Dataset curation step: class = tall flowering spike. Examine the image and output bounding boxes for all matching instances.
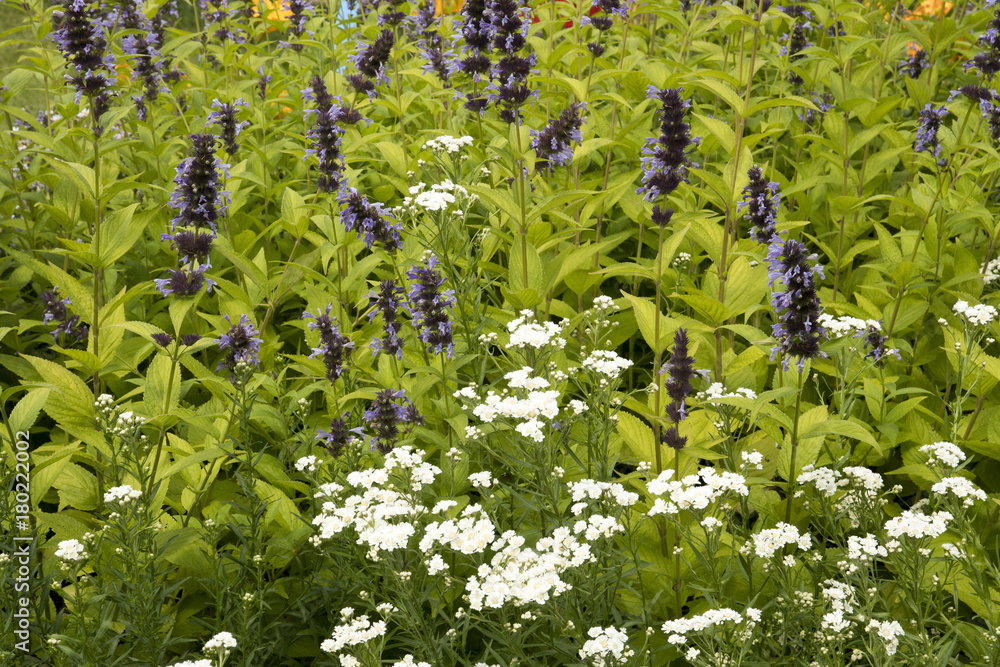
[117,1,165,120]
[484,0,536,123]
[582,0,628,55]
[315,412,363,457]
[857,321,900,369]
[303,305,355,381]
[41,287,89,344]
[451,0,493,111]
[530,102,587,171]
[364,389,421,453]
[661,328,699,450]
[738,166,781,244]
[348,29,395,98]
[216,314,262,377]
[201,0,243,43]
[899,49,929,79]
[339,188,403,251]
[169,134,228,232]
[966,0,1000,78]
[161,229,215,263]
[303,80,347,192]
[915,104,949,166]
[638,88,697,226]
[283,0,315,50]
[783,22,810,86]
[766,238,827,370]
[406,256,456,357]
[416,0,453,85]
[208,99,250,156]
[798,91,833,127]
[303,75,334,117]
[51,0,116,134]
[377,0,408,27]
[154,263,217,297]
[368,280,405,359]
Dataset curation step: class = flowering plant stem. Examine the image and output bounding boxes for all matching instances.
[91,131,103,399]
[784,367,805,524]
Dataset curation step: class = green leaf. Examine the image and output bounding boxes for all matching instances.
[144,355,181,418]
[799,419,881,454]
[622,291,677,355]
[8,389,51,436]
[509,242,544,293]
[95,203,141,267]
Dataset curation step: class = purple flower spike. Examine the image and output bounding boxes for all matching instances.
[531,103,586,171]
[915,104,949,167]
[315,412,364,457]
[208,98,250,156]
[363,389,422,453]
[637,87,697,227]
[338,188,403,252]
[169,134,228,232]
[857,321,900,368]
[766,238,827,370]
[661,328,704,450]
[41,286,89,344]
[216,314,262,378]
[738,165,781,245]
[154,263,217,298]
[406,256,456,358]
[302,305,355,382]
[51,0,116,135]
[369,280,405,359]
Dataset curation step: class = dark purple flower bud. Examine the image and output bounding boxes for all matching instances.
[169,134,228,232]
[484,0,535,122]
[305,84,347,192]
[966,1,1000,78]
[457,0,492,55]
[41,286,89,344]
[766,238,827,370]
[303,305,355,382]
[161,229,216,263]
[915,104,949,166]
[303,75,334,117]
[784,22,810,86]
[182,333,202,345]
[898,49,929,79]
[208,98,250,156]
[216,314,262,376]
[152,332,174,347]
[315,412,363,457]
[416,0,453,84]
[531,102,586,171]
[154,263,217,297]
[661,328,702,450]
[798,91,834,126]
[637,87,697,204]
[339,188,403,251]
[151,0,179,46]
[350,28,395,96]
[201,0,244,43]
[856,321,900,368]
[257,66,271,101]
[285,0,315,49]
[406,255,455,357]
[739,165,781,245]
[369,280,405,359]
[587,42,606,57]
[363,389,421,453]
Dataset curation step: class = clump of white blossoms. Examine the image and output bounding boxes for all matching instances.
[169,660,212,667]
[952,300,998,326]
[391,656,431,667]
[506,310,566,349]
[568,479,639,510]
[579,626,634,666]
[204,631,237,653]
[920,441,966,469]
[581,350,633,379]
[661,607,759,646]
[931,477,987,507]
[104,484,142,505]
[983,257,1000,286]
[468,471,493,488]
[54,539,88,562]
[112,410,146,438]
[866,619,905,656]
[420,503,497,556]
[295,455,321,472]
[320,613,387,654]
[840,534,888,574]
[311,446,440,559]
[424,134,473,153]
[697,383,757,401]
[884,509,952,540]
[749,522,812,558]
[591,295,619,312]
[647,467,749,515]
[465,527,597,610]
[817,313,880,338]
[455,368,560,443]
[797,465,884,528]
[819,580,856,637]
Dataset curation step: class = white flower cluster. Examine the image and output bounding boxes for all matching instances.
[797,465,884,528]
[953,300,998,326]
[661,607,759,646]
[469,471,493,488]
[169,661,212,667]
[111,410,146,438]
[391,656,431,667]
[420,504,497,556]
[320,613,387,654]
[504,367,552,390]
[920,441,966,469]
[295,455,321,472]
[54,539,88,562]
[424,134,473,153]
[573,515,624,540]
[204,631,237,652]
[866,619,905,656]
[457,369,560,443]
[841,534,888,574]
[750,522,811,558]
[579,626,634,666]
[647,468,749,515]
[568,480,639,510]
[697,383,757,401]
[104,484,142,505]
[741,450,764,469]
[311,447,440,559]
[884,509,952,540]
[466,527,595,610]
[507,310,566,349]
[984,258,1000,286]
[672,252,691,267]
[931,477,987,507]
[591,295,619,312]
[406,180,469,212]
[820,580,856,636]
[568,399,588,415]
[817,313,880,339]
[581,350,634,379]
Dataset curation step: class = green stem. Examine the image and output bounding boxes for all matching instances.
[784,367,805,524]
